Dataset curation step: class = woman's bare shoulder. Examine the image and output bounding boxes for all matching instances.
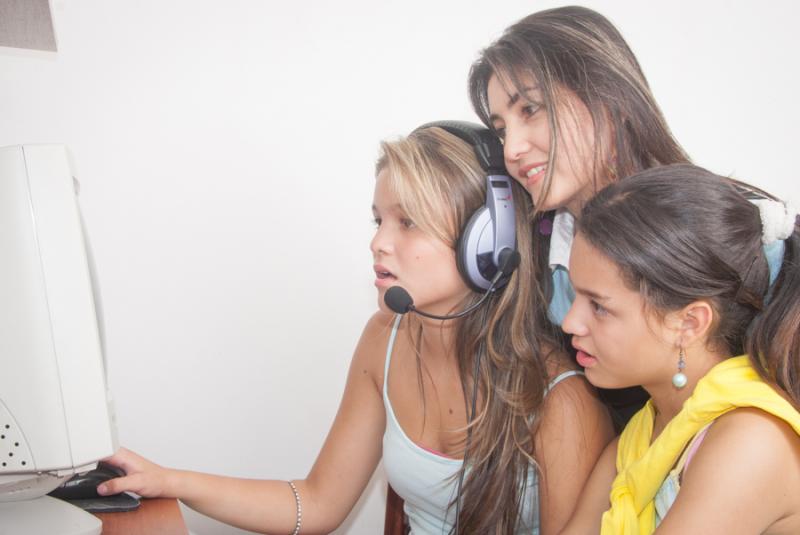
[536,346,613,450]
[657,407,800,533]
[350,311,398,384]
[702,407,800,466]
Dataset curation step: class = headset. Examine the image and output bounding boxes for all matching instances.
[427,120,517,293]
[383,120,519,319]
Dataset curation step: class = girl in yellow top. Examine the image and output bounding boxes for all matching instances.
[559,164,800,534]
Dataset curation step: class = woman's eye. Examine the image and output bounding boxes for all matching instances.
[590,300,608,317]
[521,103,540,118]
[372,217,382,228]
[400,218,416,229]
[494,128,506,143]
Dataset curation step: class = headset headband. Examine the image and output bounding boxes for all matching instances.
[413,120,506,174]
[413,120,516,292]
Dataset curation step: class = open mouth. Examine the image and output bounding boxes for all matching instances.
[526,163,547,179]
[375,269,395,280]
[374,265,397,285]
[575,349,598,368]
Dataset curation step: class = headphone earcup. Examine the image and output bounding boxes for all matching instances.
[457,206,501,293]
[455,221,476,292]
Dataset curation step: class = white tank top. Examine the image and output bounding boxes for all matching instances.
[382,315,583,534]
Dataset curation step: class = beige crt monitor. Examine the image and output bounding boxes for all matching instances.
[0,145,117,535]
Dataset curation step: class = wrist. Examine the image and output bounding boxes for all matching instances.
[161,467,184,498]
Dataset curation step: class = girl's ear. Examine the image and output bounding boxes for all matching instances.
[661,300,714,349]
[677,300,715,348]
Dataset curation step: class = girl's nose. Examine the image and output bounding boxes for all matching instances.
[503,126,532,163]
[562,301,588,337]
[370,226,391,257]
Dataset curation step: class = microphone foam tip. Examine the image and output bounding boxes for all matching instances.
[384,286,414,314]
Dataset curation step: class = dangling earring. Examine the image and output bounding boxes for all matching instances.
[672,347,688,389]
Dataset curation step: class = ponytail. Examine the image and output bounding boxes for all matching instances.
[748,227,800,408]
[575,164,800,407]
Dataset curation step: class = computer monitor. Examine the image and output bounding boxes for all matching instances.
[0,145,118,534]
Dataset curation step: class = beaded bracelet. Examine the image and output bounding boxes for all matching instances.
[288,480,302,535]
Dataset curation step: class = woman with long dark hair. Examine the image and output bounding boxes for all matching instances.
[562,164,800,534]
[463,6,691,532]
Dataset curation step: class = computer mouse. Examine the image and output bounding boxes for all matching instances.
[48,461,126,500]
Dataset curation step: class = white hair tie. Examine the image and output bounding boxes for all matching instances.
[752,199,797,244]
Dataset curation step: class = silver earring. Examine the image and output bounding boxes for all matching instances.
[672,347,688,389]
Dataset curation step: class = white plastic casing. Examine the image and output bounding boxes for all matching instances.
[0,145,117,491]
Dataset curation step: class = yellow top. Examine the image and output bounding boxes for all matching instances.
[601,355,800,534]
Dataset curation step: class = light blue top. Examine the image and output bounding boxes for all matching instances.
[382,314,583,534]
[546,211,576,326]
[549,266,574,326]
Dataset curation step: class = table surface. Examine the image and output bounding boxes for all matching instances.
[94,498,188,535]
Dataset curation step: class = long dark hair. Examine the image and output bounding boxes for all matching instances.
[577,164,800,407]
[469,5,693,431]
[468,5,689,200]
[450,171,560,533]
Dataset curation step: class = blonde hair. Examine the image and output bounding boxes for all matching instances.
[376,127,555,533]
[376,127,484,247]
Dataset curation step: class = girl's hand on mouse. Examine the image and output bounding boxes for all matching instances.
[97,447,173,498]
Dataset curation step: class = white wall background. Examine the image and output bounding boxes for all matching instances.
[1,1,797,533]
